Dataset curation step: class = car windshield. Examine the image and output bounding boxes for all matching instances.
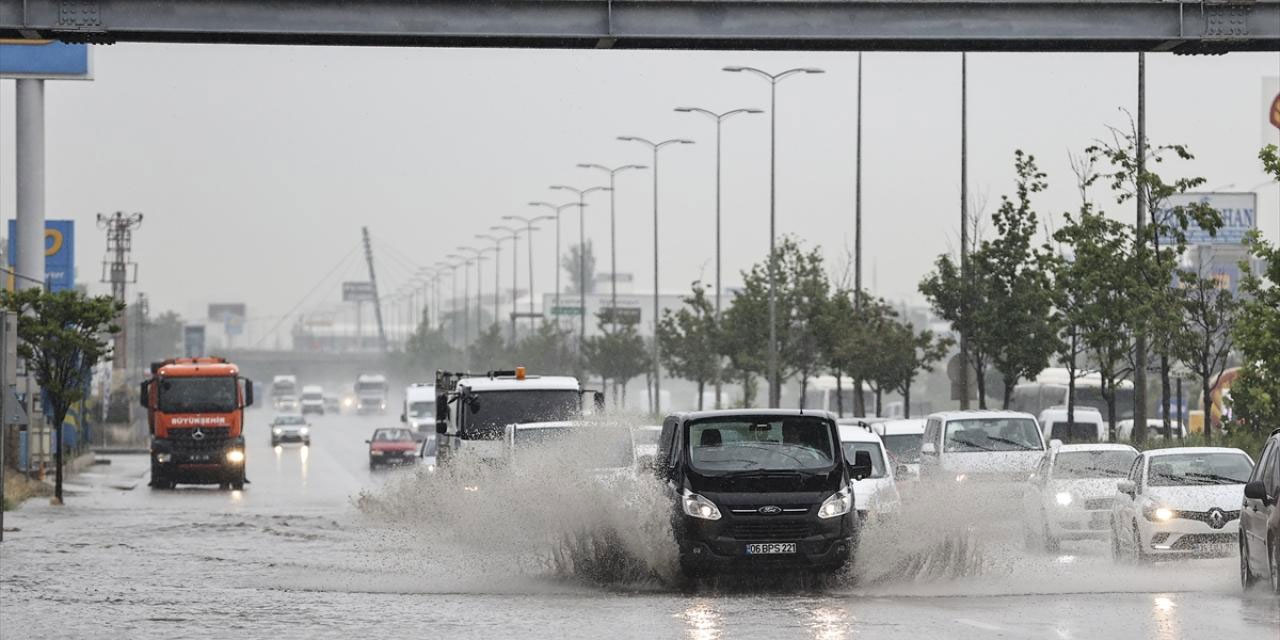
[408,401,434,418]
[512,427,633,469]
[687,416,835,473]
[158,377,238,414]
[273,415,306,425]
[841,441,886,478]
[1053,450,1136,479]
[881,433,922,464]
[1147,453,1253,486]
[462,390,580,438]
[373,429,414,442]
[944,418,1043,452]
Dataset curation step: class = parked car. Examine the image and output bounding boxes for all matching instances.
[1037,406,1106,444]
[868,418,925,481]
[1241,428,1280,592]
[367,428,420,470]
[270,414,310,447]
[1023,443,1138,551]
[837,423,902,518]
[1111,446,1255,562]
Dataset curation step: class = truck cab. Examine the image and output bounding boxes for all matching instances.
[141,357,254,490]
[355,373,389,415]
[401,383,436,445]
[434,367,601,466]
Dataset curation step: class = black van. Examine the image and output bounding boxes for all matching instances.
[655,410,873,576]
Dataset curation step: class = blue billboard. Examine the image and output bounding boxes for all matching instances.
[7,219,75,291]
[0,40,91,79]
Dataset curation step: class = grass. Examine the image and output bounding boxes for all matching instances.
[2,469,50,511]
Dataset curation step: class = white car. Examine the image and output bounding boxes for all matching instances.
[270,414,311,446]
[1111,446,1255,561]
[1038,406,1106,444]
[869,418,925,481]
[920,410,1047,484]
[838,424,902,518]
[1023,443,1138,551]
[274,394,300,413]
[505,421,637,482]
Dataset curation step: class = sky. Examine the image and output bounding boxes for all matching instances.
[1,44,1277,347]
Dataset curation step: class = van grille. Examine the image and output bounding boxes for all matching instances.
[729,520,814,541]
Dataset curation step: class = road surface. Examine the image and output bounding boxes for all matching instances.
[2,411,1277,639]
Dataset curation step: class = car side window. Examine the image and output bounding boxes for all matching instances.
[924,419,940,448]
[1134,457,1146,493]
[1260,440,1279,495]
[665,418,683,475]
[1253,440,1275,484]
[1126,456,1142,485]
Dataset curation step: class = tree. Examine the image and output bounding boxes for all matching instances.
[885,321,953,419]
[1174,267,1237,445]
[560,242,597,295]
[1229,146,1280,436]
[656,282,721,410]
[582,322,650,407]
[402,309,463,375]
[467,324,511,371]
[0,289,123,504]
[820,290,858,417]
[719,272,769,409]
[514,321,576,374]
[840,292,901,416]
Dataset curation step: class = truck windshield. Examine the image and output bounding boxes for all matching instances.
[159,377,238,414]
[463,390,579,438]
[408,401,434,418]
[687,416,835,473]
[356,381,386,393]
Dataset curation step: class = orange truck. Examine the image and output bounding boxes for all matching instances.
[140,357,255,490]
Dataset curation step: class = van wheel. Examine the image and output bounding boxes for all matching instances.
[1240,534,1258,590]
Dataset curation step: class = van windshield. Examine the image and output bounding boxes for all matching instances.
[944,418,1043,452]
[687,416,835,473]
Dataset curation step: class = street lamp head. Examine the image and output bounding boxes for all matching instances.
[722,66,747,72]
[617,135,640,142]
[533,215,555,223]
[674,139,695,145]
[800,68,826,74]
[743,108,765,114]
[673,107,699,113]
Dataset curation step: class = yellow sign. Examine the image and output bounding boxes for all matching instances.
[1272,92,1280,130]
[44,228,63,257]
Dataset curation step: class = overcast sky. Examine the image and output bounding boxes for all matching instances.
[1,45,1277,345]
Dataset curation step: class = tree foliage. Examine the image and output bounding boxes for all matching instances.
[560,242,597,295]
[656,282,721,409]
[583,321,650,406]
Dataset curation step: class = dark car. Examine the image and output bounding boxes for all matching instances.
[654,409,872,578]
[367,427,420,470]
[1241,428,1280,593]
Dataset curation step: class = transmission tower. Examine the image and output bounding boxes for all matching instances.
[362,227,388,353]
[97,212,143,370]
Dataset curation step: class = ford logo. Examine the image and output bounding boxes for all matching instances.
[758,505,782,515]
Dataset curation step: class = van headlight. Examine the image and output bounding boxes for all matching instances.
[226,450,245,464]
[682,490,722,521]
[818,486,853,519]
[155,453,171,463]
[1055,492,1073,507]
[300,427,309,435]
[272,427,282,435]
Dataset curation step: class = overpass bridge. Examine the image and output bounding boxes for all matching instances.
[1,0,1277,53]
[219,349,405,391]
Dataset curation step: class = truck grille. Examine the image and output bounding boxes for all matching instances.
[167,427,231,452]
[728,520,814,541]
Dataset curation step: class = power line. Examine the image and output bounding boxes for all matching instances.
[253,243,361,347]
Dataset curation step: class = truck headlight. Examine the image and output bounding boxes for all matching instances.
[300,427,309,435]
[682,490,722,521]
[818,486,853,519]
[1055,492,1073,507]
[155,453,171,463]
[226,450,245,464]
[371,450,384,456]
[272,428,282,435]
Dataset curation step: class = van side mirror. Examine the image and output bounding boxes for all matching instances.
[1117,479,1136,496]
[921,442,937,456]
[138,380,150,409]
[436,398,450,434]
[1244,480,1269,503]
[895,463,909,479]
[1049,438,1063,450]
[848,450,873,481]
[400,413,407,423]
[243,379,254,408]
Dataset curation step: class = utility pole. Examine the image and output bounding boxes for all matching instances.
[361,227,388,353]
[96,212,143,372]
[958,53,971,411]
[135,293,149,382]
[1133,52,1149,445]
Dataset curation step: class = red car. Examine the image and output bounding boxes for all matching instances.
[367,428,420,470]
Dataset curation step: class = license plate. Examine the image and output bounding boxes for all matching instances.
[745,542,796,555]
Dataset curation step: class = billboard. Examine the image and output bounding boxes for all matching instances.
[1156,192,1256,247]
[342,281,376,302]
[0,40,92,80]
[7,219,75,291]
[208,303,247,336]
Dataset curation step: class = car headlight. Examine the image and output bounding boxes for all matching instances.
[155,453,171,463]
[954,473,968,483]
[1055,491,1073,507]
[272,427,282,435]
[1145,506,1176,522]
[300,427,309,435]
[226,449,245,464]
[682,490,722,521]
[371,450,384,456]
[818,486,853,519]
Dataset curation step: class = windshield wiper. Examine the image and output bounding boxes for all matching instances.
[985,436,1035,450]
[950,441,996,452]
[1185,472,1243,485]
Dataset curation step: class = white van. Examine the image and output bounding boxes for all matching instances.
[1037,406,1105,444]
[920,410,1047,484]
[837,424,902,517]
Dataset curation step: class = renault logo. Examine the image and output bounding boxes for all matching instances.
[1207,508,1226,530]
[758,505,782,515]
[191,428,206,441]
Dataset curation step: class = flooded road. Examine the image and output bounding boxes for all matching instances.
[2,412,1277,639]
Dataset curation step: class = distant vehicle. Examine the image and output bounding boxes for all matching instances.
[920,410,1047,485]
[1116,419,1188,441]
[355,373,389,414]
[1111,447,1254,562]
[270,414,311,447]
[434,367,601,467]
[866,418,925,481]
[401,383,436,439]
[1010,368,1135,426]
[837,424,902,518]
[322,394,341,414]
[1023,443,1138,552]
[274,394,300,413]
[654,409,872,577]
[141,357,254,490]
[300,385,325,416]
[1037,406,1106,444]
[271,374,298,400]
[1241,428,1280,592]
[367,427,420,469]
[505,421,636,479]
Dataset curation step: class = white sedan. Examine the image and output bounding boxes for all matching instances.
[1111,446,1255,561]
[1023,443,1137,552]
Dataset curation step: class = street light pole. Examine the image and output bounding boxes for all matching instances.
[550,184,611,349]
[477,234,504,332]
[723,65,825,408]
[491,225,527,342]
[528,201,582,332]
[618,135,695,415]
[502,214,554,331]
[444,258,462,347]
[577,163,647,336]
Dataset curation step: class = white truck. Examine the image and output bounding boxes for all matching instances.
[354,373,389,415]
[271,374,298,410]
[401,383,437,449]
[433,368,602,467]
[300,384,325,416]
